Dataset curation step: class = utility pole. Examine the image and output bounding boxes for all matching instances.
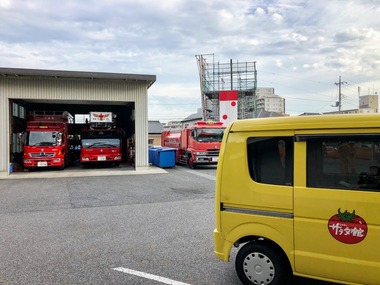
[335,76,347,112]
[253,61,257,118]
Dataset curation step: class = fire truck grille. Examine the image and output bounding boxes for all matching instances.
[206,150,220,156]
[29,152,56,158]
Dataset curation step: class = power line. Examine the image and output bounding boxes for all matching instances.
[259,70,332,86]
[259,78,333,100]
[148,103,199,106]
[283,96,331,102]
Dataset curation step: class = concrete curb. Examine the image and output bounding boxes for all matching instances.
[0,166,168,180]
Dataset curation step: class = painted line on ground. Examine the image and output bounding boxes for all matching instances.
[182,169,216,181]
[112,267,191,285]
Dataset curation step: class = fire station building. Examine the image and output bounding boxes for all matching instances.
[0,67,156,176]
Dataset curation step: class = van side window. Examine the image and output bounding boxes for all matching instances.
[307,135,380,191]
[247,137,293,186]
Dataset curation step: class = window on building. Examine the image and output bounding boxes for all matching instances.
[12,103,19,117]
[247,137,293,186]
[19,106,25,119]
[307,135,380,192]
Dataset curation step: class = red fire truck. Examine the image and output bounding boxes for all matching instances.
[22,111,73,169]
[80,112,122,166]
[161,121,225,168]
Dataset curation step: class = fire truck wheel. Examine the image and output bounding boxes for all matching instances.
[59,162,65,170]
[187,155,196,169]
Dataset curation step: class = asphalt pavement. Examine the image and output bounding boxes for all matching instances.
[0,164,338,285]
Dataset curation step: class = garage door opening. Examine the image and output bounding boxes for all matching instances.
[9,99,136,174]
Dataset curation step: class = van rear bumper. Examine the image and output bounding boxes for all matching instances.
[213,229,232,262]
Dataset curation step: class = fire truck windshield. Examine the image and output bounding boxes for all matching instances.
[195,128,225,142]
[27,131,61,146]
[82,138,120,148]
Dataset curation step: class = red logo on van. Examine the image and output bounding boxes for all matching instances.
[328,209,367,244]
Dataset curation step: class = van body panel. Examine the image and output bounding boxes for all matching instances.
[229,114,380,133]
[294,187,380,282]
[293,130,380,284]
[215,114,380,285]
[221,211,294,262]
[213,228,232,261]
[214,125,295,265]
[218,131,294,212]
[213,213,295,266]
[215,123,233,231]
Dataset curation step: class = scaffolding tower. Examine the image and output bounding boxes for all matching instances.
[195,54,257,121]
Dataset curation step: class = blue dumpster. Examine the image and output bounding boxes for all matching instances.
[149,147,176,168]
[149,147,161,165]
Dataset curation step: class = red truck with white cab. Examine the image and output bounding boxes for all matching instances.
[80,112,122,166]
[161,121,225,168]
[22,111,73,169]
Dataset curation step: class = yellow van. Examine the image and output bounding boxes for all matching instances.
[214,114,380,285]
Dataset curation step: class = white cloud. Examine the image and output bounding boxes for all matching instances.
[0,0,11,8]
[0,0,379,118]
[272,13,283,24]
[254,7,266,16]
[281,32,308,43]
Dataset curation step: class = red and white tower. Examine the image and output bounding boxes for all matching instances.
[219,90,238,126]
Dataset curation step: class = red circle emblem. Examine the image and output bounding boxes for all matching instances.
[328,209,367,244]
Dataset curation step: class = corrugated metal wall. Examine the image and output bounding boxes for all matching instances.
[0,85,9,175]
[0,77,151,175]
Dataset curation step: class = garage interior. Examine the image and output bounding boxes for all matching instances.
[10,99,135,172]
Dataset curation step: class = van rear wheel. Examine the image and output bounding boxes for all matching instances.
[235,241,291,285]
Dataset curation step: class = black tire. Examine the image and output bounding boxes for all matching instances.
[187,154,196,169]
[62,155,69,169]
[235,241,292,285]
[59,160,65,170]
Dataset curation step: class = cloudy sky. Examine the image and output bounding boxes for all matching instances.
[1,0,379,122]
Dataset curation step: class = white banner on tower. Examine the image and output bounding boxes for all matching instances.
[219,90,238,126]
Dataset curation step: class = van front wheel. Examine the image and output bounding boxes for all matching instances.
[235,242,291,285]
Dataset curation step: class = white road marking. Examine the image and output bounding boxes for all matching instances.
[182,169,216,181]
[112,267,191,285]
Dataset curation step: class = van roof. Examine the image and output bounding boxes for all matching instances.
[229,113,380,132]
